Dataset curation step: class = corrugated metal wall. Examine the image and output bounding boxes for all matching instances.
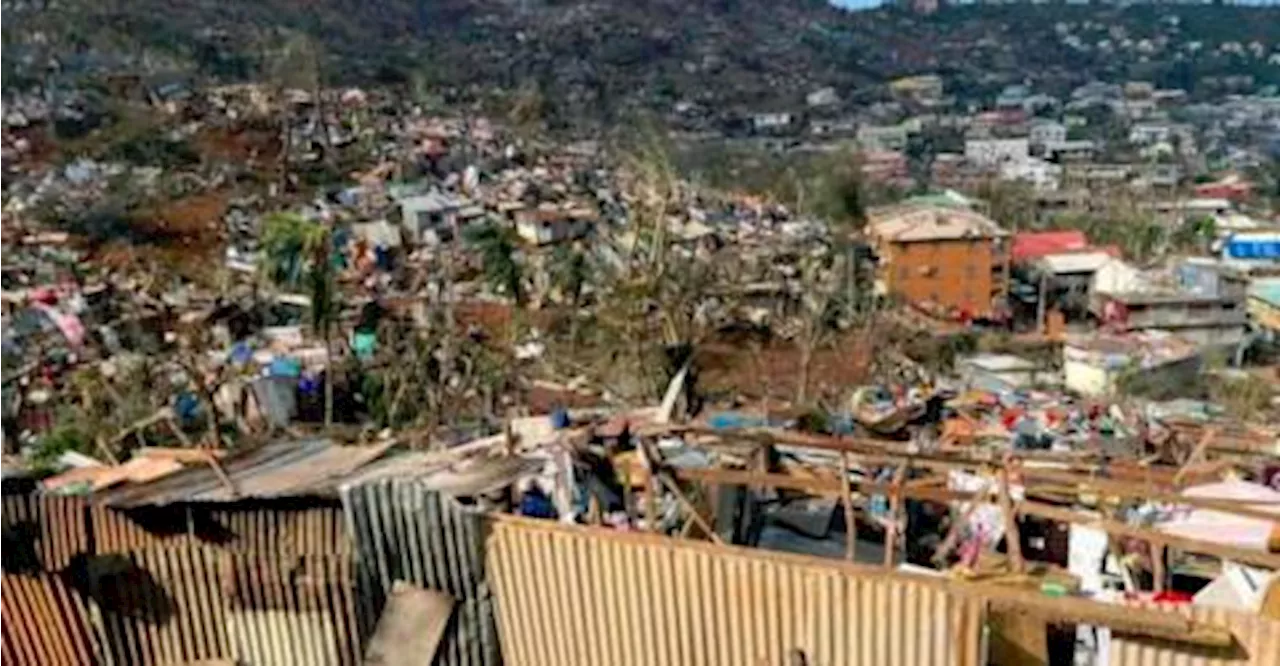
[211,505,351,555]
[89,502,351,554]
[223,552,359,666]
[1109,603,1280,666]
[3,494,90,571]
[486,516,987,666]
[1,572,96,666]
[90,546,231,666]
[340,478,499,666]
[88,547,361,666]
[1,494,362,666]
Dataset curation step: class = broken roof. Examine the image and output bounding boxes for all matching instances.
[94,439,395,507]
[867,204,1007,243]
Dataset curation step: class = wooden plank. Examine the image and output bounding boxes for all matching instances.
[363,581,455,666]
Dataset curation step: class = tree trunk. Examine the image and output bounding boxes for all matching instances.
[796,336,814,405]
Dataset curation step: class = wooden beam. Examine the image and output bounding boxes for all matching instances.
[1019,468,1280,519]
[673,466,1280,569]
[1018,500,1280,570]
[653,471,725,546]
[671,467,975,504]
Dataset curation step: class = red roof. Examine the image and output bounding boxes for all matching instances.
[1011,231,1088,262]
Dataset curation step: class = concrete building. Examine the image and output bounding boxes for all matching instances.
[958,353,1053,392]
[1001,157,1062,192]
[856,124,909,152]
[964,138,1030,168]
[867,205,1009,319]
[1028,121,1067,149]
[1042,140,1097,163]
[515,207,594,246]
[1091,281,1249,348]
[1063,332,1201,398]
[395,190,474,245]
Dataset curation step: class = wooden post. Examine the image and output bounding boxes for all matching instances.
[884,464,907,568]
[1153,543,1166,593]
[841,452,857,562]
[999,459,1025,574]
[1035,270,1048,335]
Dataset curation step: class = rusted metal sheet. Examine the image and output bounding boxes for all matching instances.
[222,552,359,666]
[1,572,97,666]
[340,478,498,666]
[487,516,987,666]
[1109,602,1280,666]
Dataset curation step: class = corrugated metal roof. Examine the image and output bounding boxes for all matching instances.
[97,440,395,508]
[1012,230,1088,262]
[1037,250,1115,275]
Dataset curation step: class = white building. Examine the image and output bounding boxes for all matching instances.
[1001,157,1062,192]
[964,138,1030,168]
[1028,121,1067,149]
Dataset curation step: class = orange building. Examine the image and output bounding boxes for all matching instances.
[867,205,1010,319]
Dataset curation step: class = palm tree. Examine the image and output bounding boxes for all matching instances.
[260,212,338,428]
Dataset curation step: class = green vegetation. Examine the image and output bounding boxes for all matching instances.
[465,221,525,305]
[260,212,339,426]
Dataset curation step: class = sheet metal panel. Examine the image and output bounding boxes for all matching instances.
[487,516,987,666]
[340,478,498,666]
[0,573,97,666]
[1109,602,1280,666]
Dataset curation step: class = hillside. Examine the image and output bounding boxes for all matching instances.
[5,1,1279,122]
